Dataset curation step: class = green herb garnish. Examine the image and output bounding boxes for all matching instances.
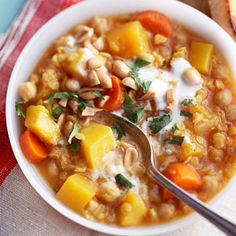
[149,114,171,134]
[181,98,193,106]
[68,121,80,144]
[112,123,126,140]
[169,136,184,146]
[43,92,78,104]
[16,101,25,118]
[180,110,193,118]
[78,99,90,112]
[115,174,135,190]
[142,81,152,93]
[123,93,144,123]
[93,90,104,100]
[127,57,152,93]
[52,106,62,117]
[67,140,80,152]
[171,124,179,133]
[132,57,151,68]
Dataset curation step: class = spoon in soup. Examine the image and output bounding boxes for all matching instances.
[98,111,236,236]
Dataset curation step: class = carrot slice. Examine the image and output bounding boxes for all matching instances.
[103,76,124,111]
[232,136,236,148]
[20,130,48,163]
[135,10,173,37]
[163,163,202,200]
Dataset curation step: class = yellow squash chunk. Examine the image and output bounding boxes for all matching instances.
[118,191,148,226]
[63,48,94,84]
[80,123,115,169]
[56,174,97,212]
[25,105,60,145]
[106,21,151,59]
[189,41,214,74]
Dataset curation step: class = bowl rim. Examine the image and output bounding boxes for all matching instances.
[6,0,236,235]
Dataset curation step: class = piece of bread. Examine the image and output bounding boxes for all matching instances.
[180,0,211,15]
[229,0,236,31]
[208,0,236,41]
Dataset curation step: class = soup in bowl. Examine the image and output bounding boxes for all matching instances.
[6,0,236,235]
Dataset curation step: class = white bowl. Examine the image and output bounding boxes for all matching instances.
[6,0,236,235]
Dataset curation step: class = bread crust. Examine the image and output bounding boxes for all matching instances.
[180,0,211,15]
[229,0,236,32]
[208,0,236,40]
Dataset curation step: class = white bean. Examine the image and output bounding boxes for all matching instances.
[65,79,80,92]
[18,81,37,101]
[183,67,202,85]
[215,89,232,107]
[158,203,175,220]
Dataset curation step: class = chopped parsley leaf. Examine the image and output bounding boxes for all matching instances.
[169,136,185,146]
[68,121,80,144]
[182,98,193,106]
[171,124,179,133]
[78,99,90,112]
[16,101,25,118]
[93,90,104,100]
[67,140,80,152]
[115,174,134,190]
[43,92,78,104]
[180,110,193,118]
[112,123,126,140]
[123,93,144,123]
[127,57,152,93]
[149,114,171,134]
[52,106,62,117]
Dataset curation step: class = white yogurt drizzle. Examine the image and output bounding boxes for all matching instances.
[90,150,141,192]
[139,57,202,131]
[75,48,95,78]
[89,57,202,191]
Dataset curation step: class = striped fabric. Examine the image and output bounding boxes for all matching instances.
[0,0,82,185]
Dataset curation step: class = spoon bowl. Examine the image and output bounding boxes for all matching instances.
[99,111,236,236]
[96,111,153,163]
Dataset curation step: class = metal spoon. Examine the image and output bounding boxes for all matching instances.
[98,111,236,236]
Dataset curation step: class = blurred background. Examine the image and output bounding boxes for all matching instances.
[0,0,26,36]
[0,0,211,37]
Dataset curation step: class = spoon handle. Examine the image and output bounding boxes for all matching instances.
[148,167,236,236]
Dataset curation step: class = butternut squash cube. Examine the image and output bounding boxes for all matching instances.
[118,191,148,226]
[80,123,115,169]
[189,42,214,74]
[63,48,94,84]
[25,105,60,145]
[106,21,151,59]
[56,174,97,212]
